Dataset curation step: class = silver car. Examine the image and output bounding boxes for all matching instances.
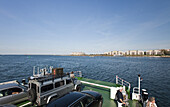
[0,81,28,105]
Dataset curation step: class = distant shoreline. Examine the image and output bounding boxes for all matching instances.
[0,54,170,58]
[70,54,170,58]
[124,55,170,58]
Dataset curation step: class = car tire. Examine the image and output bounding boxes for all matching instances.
[28,89,37,104]
[49,97,57,103]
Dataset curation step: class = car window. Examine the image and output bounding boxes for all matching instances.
[82,96,93,107]
[55,80,65,88]
[0,91,4,97]
[66,79,72,84]
[11,87,22,94]
[71,101,83,107]
[60,80,64,86]
[55,82,60,88]
[41,84,53,93]
[0,89,13,97]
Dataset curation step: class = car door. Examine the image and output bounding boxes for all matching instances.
[0,89,13,104]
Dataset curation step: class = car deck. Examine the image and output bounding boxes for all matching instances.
[15,77,142,107]
[77,77,142,107]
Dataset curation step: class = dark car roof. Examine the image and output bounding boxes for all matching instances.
[47,92,85,107]
[81,90,101,98]
[0,83,19,91]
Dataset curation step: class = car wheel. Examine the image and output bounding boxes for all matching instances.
[28,89,37,104]
[49,97,57,103]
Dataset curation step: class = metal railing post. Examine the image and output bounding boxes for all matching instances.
[37,67,39,75]
[116,75,131,90]
[138,75,141,94]
[129,84,131,90]
[116,75,118,84]
[33,66,35,76]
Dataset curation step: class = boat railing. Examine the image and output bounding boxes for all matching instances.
[132,75,142,100]
[133,87,139,94]
[77,74,129,100]
[80,80,111,89]
[116,75,131,90]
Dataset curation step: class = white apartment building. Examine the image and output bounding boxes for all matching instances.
[124,50,130,55]
[104,49,167,56]
[104,52,109,55]
[153,50,162,55]
[146,50,162,55]
[104,52,112,55]
[71,52,85,56]
[112,51,124,56]
[130,50,138,55]
[146,50,154,55]
[118,51,124,55]
[138,50,144,55]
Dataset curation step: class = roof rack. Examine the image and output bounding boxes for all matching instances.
[30,66,69,82]
[32,74,68,82]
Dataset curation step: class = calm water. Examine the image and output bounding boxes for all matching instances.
[0,55,170,106]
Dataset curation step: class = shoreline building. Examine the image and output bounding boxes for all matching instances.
[104,49,169,56]
[104,52,112,55]
[137,50,145,55]
[71,52,85,56]
[146,50,154,55]
[154,50,162,55]
[112,51,124,56]
[130,50,138,55]
[146,50,161,55]
[124,50,130,55]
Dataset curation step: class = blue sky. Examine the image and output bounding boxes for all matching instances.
[0,0,170,55]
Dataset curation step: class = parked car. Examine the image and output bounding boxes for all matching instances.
[47,90,103,107]
[0,81,28,105]
[27,67,81,106]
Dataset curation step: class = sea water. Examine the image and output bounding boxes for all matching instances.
[0,55,170,106]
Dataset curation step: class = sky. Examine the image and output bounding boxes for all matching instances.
[0,0,170,55]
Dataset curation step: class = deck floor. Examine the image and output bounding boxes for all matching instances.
[78,77,142,107]
[16,77,142,107]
